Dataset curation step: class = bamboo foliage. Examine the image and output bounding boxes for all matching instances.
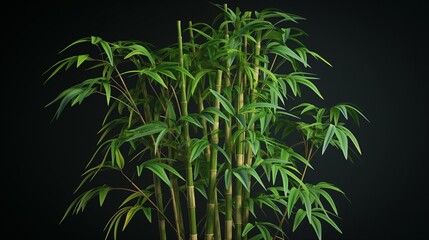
[45,3,368,240]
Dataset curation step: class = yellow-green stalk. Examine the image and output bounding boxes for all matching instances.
[242,31,262,239]
[178,20,197,240]
[205,70,223,240]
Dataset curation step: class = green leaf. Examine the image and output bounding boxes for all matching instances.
[242,223,255,237]
[322,124,335,155]
[154,128,168,154]
[102,81,111,105]
[338,125,362,154]
[334,127,348,159]
[255,223,271,240]
[247,167,266,190]
[209,89,235,116]
[124,44,155,65]
[318,189,338,215]
[99,40,114,66]
[98,186,109,207]
[180,115,203,128]
[233,168,250,192]
[145,164,171,187]
[191,69,213,95]
[123,206,141,230]
[115,149,125,170]
[312,211,342,233]
[190,139,210,162]
[59,37,90,53]
[143,207,152,223]
[279,168,289,197]
[239,102,284,114]
[311,216,323,240]
[225,168,232,190]
[140,69,167,88]
[287,187,299,217]
[77,54,90,67]
[295,77,323,99]
[293,208,307,231]
[203,107,229,123]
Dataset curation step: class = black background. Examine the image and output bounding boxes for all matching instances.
[5,0,428,239]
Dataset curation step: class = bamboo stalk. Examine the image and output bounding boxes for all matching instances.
[242,32,261,240]
[235,78,245,240]
[205,70,223,240]
[154,173,167,240]
[223,4,233,240]
[141,80,169,239]
[178,20,198,240]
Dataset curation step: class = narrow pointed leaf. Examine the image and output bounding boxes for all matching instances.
[209,89,235,115]
[322,124,335,154]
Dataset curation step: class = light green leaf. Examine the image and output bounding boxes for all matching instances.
[98,186,109,207]
[140,69,167,88]
[287,187,300,217]
[123,206,141,230]
[311,216,323,240]
[312,211,342,233]
[293,208,306,232]
[279,168,289,197]
[77,54,90,67]
[338,125,362,154]
[203,107,229,123]
[242,223,255,237]
[102,81,111,105]
[154,128,168,154]
[99,40,114,66]
[180,115,203,128]
[145,164,171,187]
[322,124,335,155]
[334,127,348,159]
[115,149,125,170]
[295,77,323,99]
[190,139,210,162]
[225,168,232,190]
[255,223,271,240]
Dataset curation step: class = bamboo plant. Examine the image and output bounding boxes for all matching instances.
[45,3,368,240]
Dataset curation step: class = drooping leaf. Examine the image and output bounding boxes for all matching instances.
[310,215,323,240]
[209,89,235,116]
[99,40,114,66]
[98,186,109,207]
[242,223,255,237]
[334,127,348,159]
[322,124,335,154]
[293,208,307,232]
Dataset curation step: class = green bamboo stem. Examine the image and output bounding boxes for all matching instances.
[141,80,169,239]
[242,32,261,240]
[235,80,245,240]
[168,120,185,240]
[223,6,233,239]
[178,20,198,240]
[205,70,223,240]
[153,173,167,240]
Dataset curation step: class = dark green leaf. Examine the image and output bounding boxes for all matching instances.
[209,89,235,116]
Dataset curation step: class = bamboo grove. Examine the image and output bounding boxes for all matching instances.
[45,4,368,240]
